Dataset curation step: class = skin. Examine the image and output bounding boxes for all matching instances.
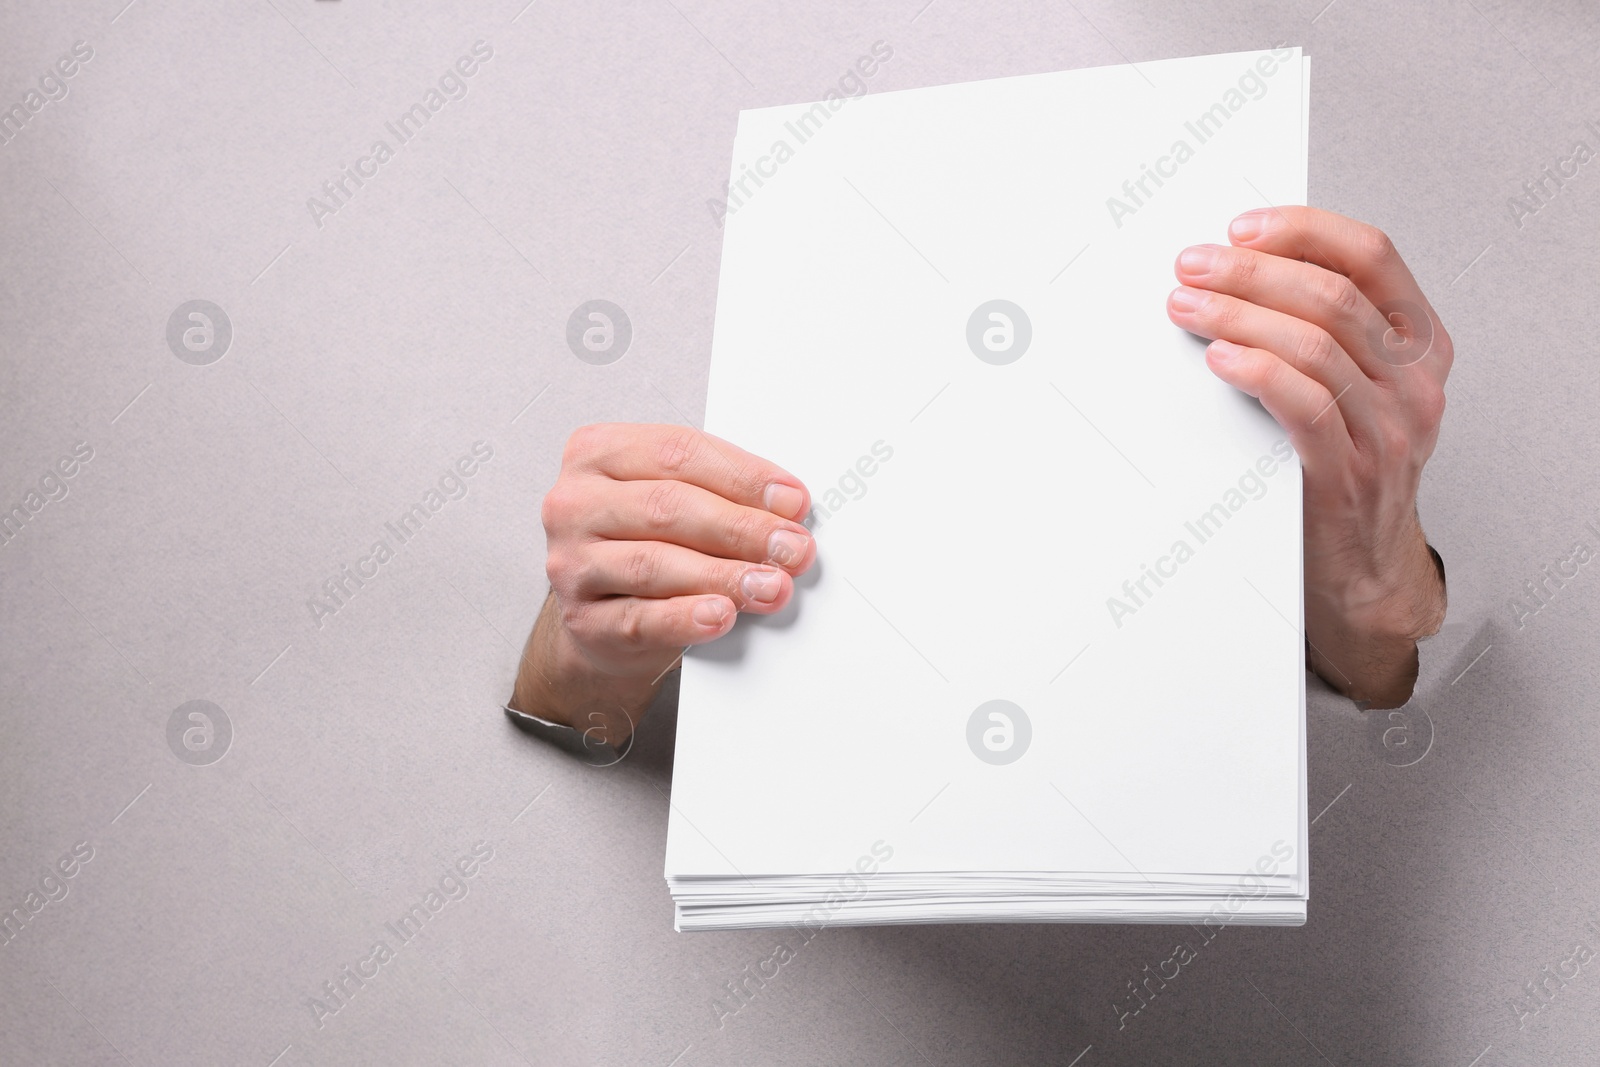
[1166,206,1448,708]
[512,207,1449,743]
[511,424,816,745]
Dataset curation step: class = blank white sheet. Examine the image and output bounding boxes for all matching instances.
[668,49,1310,893]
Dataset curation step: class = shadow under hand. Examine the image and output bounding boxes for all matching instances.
[691,552,821,664]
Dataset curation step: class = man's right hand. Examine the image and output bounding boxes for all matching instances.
[509,423,815,744]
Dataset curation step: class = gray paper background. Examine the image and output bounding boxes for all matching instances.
[2,1,1596,1064]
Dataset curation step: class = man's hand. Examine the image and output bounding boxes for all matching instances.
[1167,206,1449,708]
[510,423,815,744]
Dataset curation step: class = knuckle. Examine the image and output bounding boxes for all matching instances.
[567,549,602,596]
[546,547,592,599]
[1320,273,1363,319]
[544,546,571,585]
[1227,249,1261,286]
[1432,324,1455,366]
[724,506,767,554]
[715,561,745,601]
[655,427,701,475]
[624,544,660,590]
[1413,382,1447,430]
[564,423,609,465]
[1355,224,1395,265]
[643,480,684,531]
[1207,295,1241,332]
[615,598,648,648]
[540,482,574,531]
[1294,325,1338,372]
[732,462,770,502]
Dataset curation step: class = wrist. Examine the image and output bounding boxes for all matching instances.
[509,592,660,745]
[1307,526,1446,709]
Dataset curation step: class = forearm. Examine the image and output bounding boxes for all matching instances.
[1305,523,1446,709]
[509,591,666,745]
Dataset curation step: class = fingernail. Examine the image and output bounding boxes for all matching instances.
[1169,286,1206,314]
[764,482,805,520]
[693,597,729,627]
[740,566,783,604]
[767,528,810,567]
[1208,339,1243,364]
[1178,245,1219,275]
[1229,210,1266,242]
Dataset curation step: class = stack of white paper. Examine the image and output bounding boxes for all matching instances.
[666,48,1311,931]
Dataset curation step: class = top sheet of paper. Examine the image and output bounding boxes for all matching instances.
[668,49,1309,883]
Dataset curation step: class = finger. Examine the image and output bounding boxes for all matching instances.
[1167,285,1382,445]
[1225,207,1452,383]
[567,593,738,655]
[566,423,811,521]
[582,478,816,573]
[1175,243,1402,384]
[567,540,794,614]
[1202,340,1356,472]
